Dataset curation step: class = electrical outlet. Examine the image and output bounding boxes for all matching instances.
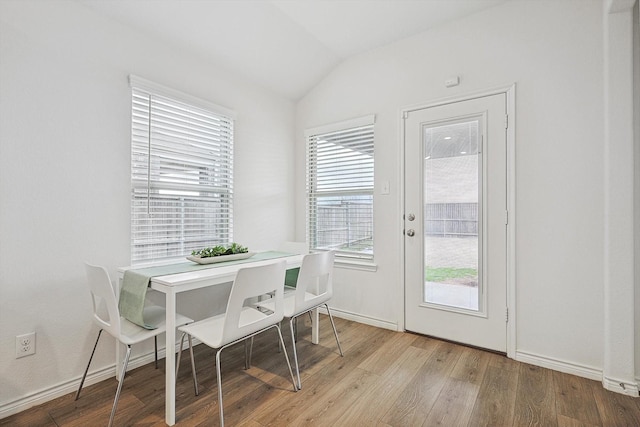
[16,332,36,358]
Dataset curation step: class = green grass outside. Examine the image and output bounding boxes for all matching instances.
[425,266,477,282]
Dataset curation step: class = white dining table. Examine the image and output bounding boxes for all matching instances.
[118,252,314,426]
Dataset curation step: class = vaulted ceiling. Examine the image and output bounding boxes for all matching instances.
[82,0,507,100]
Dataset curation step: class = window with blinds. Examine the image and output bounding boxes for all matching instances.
[130,76,235,264]
[306,116,375,260]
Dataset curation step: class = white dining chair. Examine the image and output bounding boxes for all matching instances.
[256,251,343,390]
[76,263,194,427]
[175,260,297,427]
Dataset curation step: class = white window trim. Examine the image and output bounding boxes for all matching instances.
[334,257,378,272]
[306,114,376,267]
[304,114,375,139]
[129,75,235,265]
[129,75,236,119]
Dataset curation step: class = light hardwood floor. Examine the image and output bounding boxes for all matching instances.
[3,316,640,426]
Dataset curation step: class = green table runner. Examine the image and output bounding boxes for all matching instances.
[119,251,295,329]
[284,267,300,287]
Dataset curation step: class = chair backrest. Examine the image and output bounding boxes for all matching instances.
[221,260,287,345]
[292,251,335,316]
[84,263,121,339]
[279,241,309,255]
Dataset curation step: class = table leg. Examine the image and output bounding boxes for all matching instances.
[115,277,122,379]
[115,342,122,379]
[165,290,177,426]
[311,308,319,344]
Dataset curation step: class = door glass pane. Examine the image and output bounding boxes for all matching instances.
[423,119,480,311]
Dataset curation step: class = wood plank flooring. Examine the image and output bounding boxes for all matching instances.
[3,316,640,426]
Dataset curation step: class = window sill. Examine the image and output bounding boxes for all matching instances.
[335,257,378,272]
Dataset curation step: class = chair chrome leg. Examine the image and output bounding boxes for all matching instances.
[325,304,344,356]
[109,344,131,427]
[175,332,185,384]
[75,329,103,401]
[154,336,158,369]
[275,324,298,392]
[289,318,302,390]
[216,349,225,427]
[187,334,198,396]
[244,337,254,369]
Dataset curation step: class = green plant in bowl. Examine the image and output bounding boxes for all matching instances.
[192,243,248,258]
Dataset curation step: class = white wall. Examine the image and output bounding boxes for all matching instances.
[296,0,607,372]
[0,0,295,413]
[1,0,635,416]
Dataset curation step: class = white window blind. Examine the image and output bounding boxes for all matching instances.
[306,116,375,259]
[130,77,234,264]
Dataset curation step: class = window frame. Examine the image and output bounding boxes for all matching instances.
[305,115,376,264]
[129,75,236,265]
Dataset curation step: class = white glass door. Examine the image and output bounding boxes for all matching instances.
[404,93,507,352]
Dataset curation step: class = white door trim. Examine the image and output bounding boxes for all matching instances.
[398,84,517,358]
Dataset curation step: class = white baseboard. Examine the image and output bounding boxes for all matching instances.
[0,362,112,420]
[515,350,603,381]
[0,340,193,420]
[603,376,640,397]
[515,351,639,397]
[319,306,398,331]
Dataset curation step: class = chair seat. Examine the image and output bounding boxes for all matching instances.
[178,306,268,349]
[256,291,318,318]
[119,305,193,346]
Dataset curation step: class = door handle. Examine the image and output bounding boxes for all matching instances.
[406,229,415,237]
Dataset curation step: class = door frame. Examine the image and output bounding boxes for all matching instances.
[398,84,516,358]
